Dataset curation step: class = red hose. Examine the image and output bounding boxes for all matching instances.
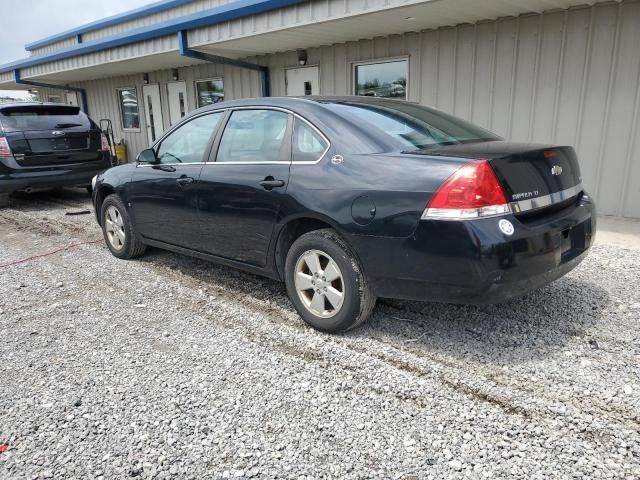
[0,238,103,269]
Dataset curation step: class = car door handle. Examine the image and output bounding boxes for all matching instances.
[259,178,285,189]
[176,176,194,187]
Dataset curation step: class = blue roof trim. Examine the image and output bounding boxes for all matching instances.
[25,0,194,50]
[1,0,306,74]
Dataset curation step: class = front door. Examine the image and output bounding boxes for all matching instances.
[285,66,320,96]
[167,81,188,126]
[197,108,292,266]
[128,112,224,249]
[142,84,164,145]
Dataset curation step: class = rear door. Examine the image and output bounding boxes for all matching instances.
[128,112,224,249]
[197,108,292,266]
[0,105,102,167]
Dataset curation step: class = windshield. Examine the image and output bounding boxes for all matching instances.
[322,100,501,149]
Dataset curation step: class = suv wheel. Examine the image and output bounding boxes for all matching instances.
[285,229,376,333]
[100,194,147,259]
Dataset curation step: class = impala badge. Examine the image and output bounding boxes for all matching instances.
[551,165,563,176]
[51,131,64,136]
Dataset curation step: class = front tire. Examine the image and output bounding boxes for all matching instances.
[100,194,147,259]
[285,229,376,333]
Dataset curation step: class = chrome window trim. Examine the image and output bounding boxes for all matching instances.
[136,162,205,168]
[509,183,583,214]
[136,105,332,167]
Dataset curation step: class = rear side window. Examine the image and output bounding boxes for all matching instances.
[0,105,87,132]
[293,118,328,162]
[216,109,290,163]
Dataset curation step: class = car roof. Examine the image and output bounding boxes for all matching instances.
[196,95,414,112]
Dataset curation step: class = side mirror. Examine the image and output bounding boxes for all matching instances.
[137,148,158,164]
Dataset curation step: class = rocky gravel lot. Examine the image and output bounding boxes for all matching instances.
[0,188,639,479]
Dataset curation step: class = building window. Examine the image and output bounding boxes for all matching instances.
[354,59,407,100]
[195,79,224,108]
[117,87,140,130]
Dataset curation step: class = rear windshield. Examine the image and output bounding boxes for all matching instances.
[0,105,88,132]
[322,100,501,149]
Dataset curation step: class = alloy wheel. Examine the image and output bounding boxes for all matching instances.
[104,205,125,250]
[294,249,345,318]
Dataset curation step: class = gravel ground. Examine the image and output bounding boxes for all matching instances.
[0,188,639,479]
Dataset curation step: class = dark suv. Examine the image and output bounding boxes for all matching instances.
[0,102,111,205]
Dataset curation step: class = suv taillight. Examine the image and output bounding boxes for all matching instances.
[100,133,110,152]
[422,159,511,220]
[0,137,12,157]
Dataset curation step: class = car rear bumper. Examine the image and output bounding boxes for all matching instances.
[347,193,596,304]
[0,156,110,194]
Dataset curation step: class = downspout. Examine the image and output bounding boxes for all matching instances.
[177,30,269,97]
[14,69,90,115]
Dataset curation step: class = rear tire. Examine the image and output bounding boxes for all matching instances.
[100,194,147,259]
[285,228,376,333]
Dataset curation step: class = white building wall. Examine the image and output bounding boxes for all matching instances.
[62,0,640,218]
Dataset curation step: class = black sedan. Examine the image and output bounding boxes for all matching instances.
[92,97,595,333]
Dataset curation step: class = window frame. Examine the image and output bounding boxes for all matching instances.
[351,56,410,101]
[194,78,225,109]
[116,86,141,132]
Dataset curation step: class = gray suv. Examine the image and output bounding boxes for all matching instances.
[0,102,111,206]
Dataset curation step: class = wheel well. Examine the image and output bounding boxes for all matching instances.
[274,218,334,280]
[95,185,115,225]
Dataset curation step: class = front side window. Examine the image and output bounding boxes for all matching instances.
[156,113,223,164]
[354,59,407,100]
[293,118,328,162]
[217,110,289,163]
[196,79,224,108]
[117,88,140,129]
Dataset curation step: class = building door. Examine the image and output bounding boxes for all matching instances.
[285,66,319,96]
[142,84,164,145]
[65,92,78,106]
[167,81,188,126]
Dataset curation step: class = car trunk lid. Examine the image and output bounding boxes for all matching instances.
[407,141,583,215]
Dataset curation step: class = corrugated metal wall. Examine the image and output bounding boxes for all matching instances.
[68,0,639,218]
[83,0,234,42]
[29,38,77,57]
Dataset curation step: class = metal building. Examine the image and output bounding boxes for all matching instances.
[1,0,639,218]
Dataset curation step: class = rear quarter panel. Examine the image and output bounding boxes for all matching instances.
[284,153,467,237]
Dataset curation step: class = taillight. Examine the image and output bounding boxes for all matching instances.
[100,133,110,152]
[422,159,511,220]
[0,137,12,157]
